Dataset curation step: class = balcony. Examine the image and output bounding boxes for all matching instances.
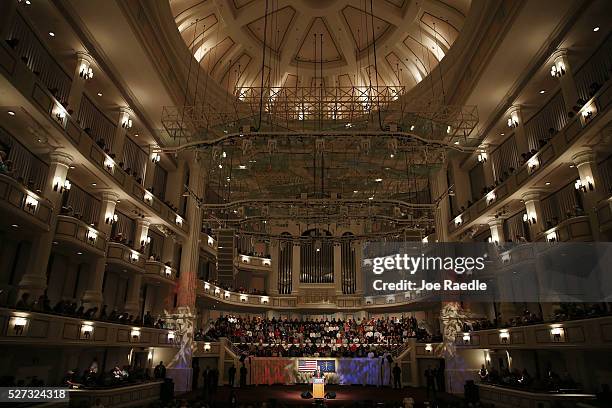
[457,315,612,349]
[0,308,176,347]
[0,15,188,238]
[55,215,107,256]
[106,242,145,272]
[200,232,217,255]
[236,254,272,271]
[537,216,593,242]
[450,79,612,236]
[477,384,595,408]
[0,174,52,231]
[144,260,177,285]
[192,341,222,357]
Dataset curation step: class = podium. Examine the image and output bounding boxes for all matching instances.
[312,377,325,399]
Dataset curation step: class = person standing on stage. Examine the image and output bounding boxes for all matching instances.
[393,363,401,389]
[229,363,236,387]
[240,362,247,387]
[313,366,324,379]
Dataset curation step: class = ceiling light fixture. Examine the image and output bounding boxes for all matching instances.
[8,111,15,116]
[11,224,19,228]
[375,178,383,182]
[239,165,246,169]
[69,165,76,169]
[545,181,551,186]
[97,92,103,96]
[91,183,97,186]
[49,32,55,37]
[539,90,546,94]
[593,26,600,32]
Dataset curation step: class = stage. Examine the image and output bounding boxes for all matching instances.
[190,385,437,406]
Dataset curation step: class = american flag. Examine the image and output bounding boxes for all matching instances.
[298,360,318,371]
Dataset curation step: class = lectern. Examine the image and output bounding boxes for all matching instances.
[312,377,325,399]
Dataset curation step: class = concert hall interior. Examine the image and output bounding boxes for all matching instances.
[0,0,612,407]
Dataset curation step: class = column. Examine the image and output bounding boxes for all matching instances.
[521,191,544,239]
[431,168,450,241]
[166,160,186,209]
[18,151,73,299]
[508,106,529,156]
[354,240,364,295]
[333,244,342,295]
[81,191,119,309]
[177,155,203,308]
[113,107,131,161]
[550,50,579,113]
[124,273,142,316]
[572,149,605,240]
[482,145,495,188]
[488,218,505,244]
[162,235,176,266]
[291,244,300,295]
[67,52,93,115]
[134,218,151,253]
[451,157,470,210]
[144,153,156,191]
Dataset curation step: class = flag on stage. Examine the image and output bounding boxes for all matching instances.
[317,360,336,373]
[298,360,318,371]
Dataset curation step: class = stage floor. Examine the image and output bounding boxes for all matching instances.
[191,385,433,406]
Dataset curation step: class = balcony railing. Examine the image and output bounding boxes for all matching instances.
[0,308,175,347]
[106,242,145,271]
[237,253,272,270]
[144,260,177,284]
[537,216,593,242]
[0,174,52,229]
[55,215,107,254]
[477,384,595,408]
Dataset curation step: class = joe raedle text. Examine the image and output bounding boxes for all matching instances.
[372,279,488,292]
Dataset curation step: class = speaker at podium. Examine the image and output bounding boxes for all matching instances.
[312,377,325,399]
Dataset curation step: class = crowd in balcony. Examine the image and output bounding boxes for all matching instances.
[205,280,268,296]
[12,292,166,328]
[197,316,435,357]
[464,303,610,332]
[478,364,580,393]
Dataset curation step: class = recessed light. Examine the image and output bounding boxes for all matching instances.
[53,241,58,245]
[134,134,139,137]
[25,0,31,4]
[569,164,575,168]
[410,125,415,131]
[545,181,551,186]
[239,165,246,169]
[116,199,121,203]
[77,252,83,255]
[539,90,546,94]
[375,178,383,182]
[97,92,103,96]
[353,190,358,193]
[48,32,55,37]
[501,133,505,136]
[593,27,600,32]
[368,196,374,200]
[91,183,97,186]
[69,165,76,169]
[11,224,19,228]
[8,111,15,116]
[454,141,460,145]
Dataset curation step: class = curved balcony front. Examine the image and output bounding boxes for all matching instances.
[106,242,145,273]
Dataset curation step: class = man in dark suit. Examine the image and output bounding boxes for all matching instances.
[313,366,324,379]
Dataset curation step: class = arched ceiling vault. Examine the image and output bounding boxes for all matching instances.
[169,0,471,97]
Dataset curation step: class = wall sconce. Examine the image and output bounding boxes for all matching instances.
[25,195,38,212]
[121,117,133,129]
[486,191,496,205]
[261,296,269,304]
[224,291,231,299]
[523,213,537,225]
[167,331,175,341]
[53,177,71,193]
[501,252,511,263]
[11,316,28,335]
[241,255,250,263]
[425,343,433,353]
[546,231,558,242]
[81,323,94,339]
[144,191,153,204]
[447,125,452,134]
[151,153,161,163]
[365,297,373,305]
[575,177,594,193]
[581,108,593,121]
[104,157,114,171]
[54,106,66,123]
[499,329,510,343]
[214,287,220,296]
[386,296,395,304]
[175,215,183,226]
[79,63,94,79]
[164,266,172,277]
[86,229,97,244]
[208,236,214,246]
[204,342,211,351]
[240,294,248,303]
[462,333,471,345]
[527,157,539,172]
[130,252,139,262]
[141,236,151,247]
[454,215,463,227]
[130,328,141,340]
[550,60,566,77]
[507,111,519,128]
[550,326,564,342]
[204,282,210,292]
[105,213,118,224]
[477,152,488,163]
[262,258,271,266]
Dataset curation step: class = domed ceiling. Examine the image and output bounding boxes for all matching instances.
[169,0,471,96]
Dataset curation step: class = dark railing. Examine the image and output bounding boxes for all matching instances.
[574,33,612,103]
[77,95,116,149]
[0,127,48,193]
[597,154,612,194]
[524,91,568,151]
[491,134,520,180]
[64,181,101,226]
[4,12,72,105]
[122,137,147,185]
[540,181,582,229]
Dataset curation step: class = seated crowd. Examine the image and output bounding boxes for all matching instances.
[197,316,438,357]
[478,364,581,393]
[12,292,167,328]
[205,280,268,296]
[464,303,610,332]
